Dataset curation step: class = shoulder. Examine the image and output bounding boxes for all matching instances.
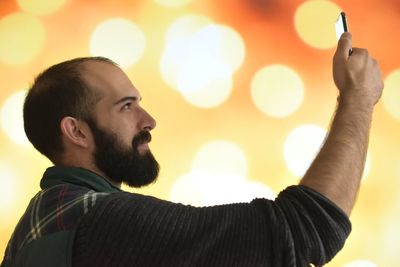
[4,183,111,263]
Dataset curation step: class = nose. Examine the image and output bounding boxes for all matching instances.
[140,108,156,131]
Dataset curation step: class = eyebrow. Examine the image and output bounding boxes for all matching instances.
[113,96,142,105]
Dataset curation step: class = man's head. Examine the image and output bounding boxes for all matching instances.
[23,57,159,187]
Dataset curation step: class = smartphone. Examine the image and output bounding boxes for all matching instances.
[335,12,349,41]
[335,12,352,54]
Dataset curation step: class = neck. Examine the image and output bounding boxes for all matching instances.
[87,166,122,189]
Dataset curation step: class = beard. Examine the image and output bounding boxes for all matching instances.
[86,119,160,188]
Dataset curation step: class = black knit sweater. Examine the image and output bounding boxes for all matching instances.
[72,185,351,267]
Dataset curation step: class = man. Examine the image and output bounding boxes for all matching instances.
[1,33,383,266]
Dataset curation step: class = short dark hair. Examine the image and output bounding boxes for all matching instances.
[23,56,117,163]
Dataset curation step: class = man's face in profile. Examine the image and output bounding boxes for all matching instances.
[81,60,159,187]
[88,118,159,187]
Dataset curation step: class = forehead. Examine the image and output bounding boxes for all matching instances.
[81,60,140,102]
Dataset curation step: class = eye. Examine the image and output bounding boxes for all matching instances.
[122,102,132,110]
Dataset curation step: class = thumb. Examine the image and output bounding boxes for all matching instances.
[335,32,352,60]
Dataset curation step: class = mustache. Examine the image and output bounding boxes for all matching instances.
[132,131,152,147]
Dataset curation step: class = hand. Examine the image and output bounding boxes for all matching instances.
[333,32,384,108]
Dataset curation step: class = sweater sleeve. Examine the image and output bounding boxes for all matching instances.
[72,185,351,267]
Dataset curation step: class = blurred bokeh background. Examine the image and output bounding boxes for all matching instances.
[1,0,399,266]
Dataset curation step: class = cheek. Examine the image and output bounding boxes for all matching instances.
[116,122,138,146]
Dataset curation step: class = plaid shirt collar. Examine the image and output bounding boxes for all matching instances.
[40,166,121,193]
[3,166,120,264]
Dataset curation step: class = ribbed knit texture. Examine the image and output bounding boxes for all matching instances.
[72,186,351,267]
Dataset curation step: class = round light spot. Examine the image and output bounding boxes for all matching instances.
[17,0,67,16]
[294,0,341,49]
[284,124,326,177]
[0,13,46,65]
[0,163,17,211]
[160,39,189,89]
[161,15,213,88]
[170,170,276,206]
[199,178,275,206]
[192,25,245,72]
[160,19,245,108]
[154,0,194,8]
[251,64,304,118]
[165,14,212,42]
[169,171,204,206]
[382,220,400,264]
[90,18,146,69]
[193,140,248,178]
[342,260,378,267]
[177,59,233,108]
[284,125,371,178]
[382,69,400,120]
[1,90,30,145]
[243,181,276,200]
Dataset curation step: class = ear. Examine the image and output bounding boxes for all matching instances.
[60,117,90,149]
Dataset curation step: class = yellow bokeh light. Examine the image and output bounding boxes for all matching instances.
[0,90,30,145]
[154,0,194,8]
[90,18,146,69]
[342,260,377,267]
[294,0,341,49]
[251,64,304,118]
[192,140,248,178]
[0,163,17,211]
[0,12,46,65]
[17,0,67,16]
[284,124,326,177]
[382,69,400,120]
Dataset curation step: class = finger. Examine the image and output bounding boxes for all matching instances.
[335,32,353,60]
[347,48,370,62]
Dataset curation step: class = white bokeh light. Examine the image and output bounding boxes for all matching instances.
[161,15,213,88]
[1,90,30,145]
[251,64,304,118]
[165,14,212,42]
[170,140,276,206]
[177,58,233,108]
[342,260,378,267]
[170,170,276,206]
[90,18,146,68]
[382,219,400,264]
[154,0,194,8]
[192,140,248,178]
[284,124,372,179]
[160,16,245,108]
[382,69,400,120]
[191,25,245,72]
[0,163,17,211]
[284,124,326,177]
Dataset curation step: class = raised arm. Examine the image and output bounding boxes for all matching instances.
[300,32,384,216]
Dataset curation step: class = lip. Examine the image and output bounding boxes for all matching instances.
[138,142,149,151]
